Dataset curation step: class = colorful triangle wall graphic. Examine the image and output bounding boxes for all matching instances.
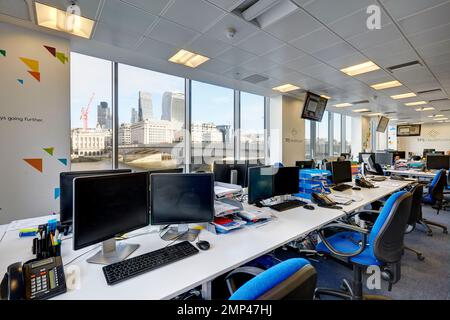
[17,79,24,85]
[54,188,60,200]
[43,147,54,156]
[44,45,56,57]
[28,71,40,82]
[56,52,68,64]
[0,49,5,57]
[58,158,68,166]
[19,57,39,72]
[24,159,43,173]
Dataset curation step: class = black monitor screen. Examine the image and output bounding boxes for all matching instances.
[375,152,393,166]
[150,173,214,225]
[60,169,131,225]
[248,166,274,204]
[392,151,406,159]
[376,116,389,133]
[295,161,315,169]
[301,92,328,122]
[213,161,252,187]
[426,155,450,170]
[423,149,435,157]
[73,172,149,250]
[359,152,375,164]
[331,161,352,185]
[273,167,300,196]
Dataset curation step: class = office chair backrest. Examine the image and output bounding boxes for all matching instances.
[408,184,423,227]
[229,259,317,300]
[370,191,412,264]
[429,169,446,201]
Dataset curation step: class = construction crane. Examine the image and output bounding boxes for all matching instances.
[80,93,95,130]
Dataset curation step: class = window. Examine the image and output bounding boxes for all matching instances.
[305,120,311,159]
[240,92,265,163]
[332,113,341,156]
[70,53,112,171]
[118,64,185,171]
[316,111,329,160]
[191,81,234,172]
[345,116,352,154]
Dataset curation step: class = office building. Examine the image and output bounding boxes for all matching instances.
[1,0,449,304]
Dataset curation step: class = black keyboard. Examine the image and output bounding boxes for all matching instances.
[103,241,199,285]
[332,184,353,192]
[270,199,307,212]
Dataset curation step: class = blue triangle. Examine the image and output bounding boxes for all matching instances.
[58,158,68,166]
[54,188,60,200]
[17,79,24,85]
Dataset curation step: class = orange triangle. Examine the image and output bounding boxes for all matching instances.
[28,71,40,82]
[24,159,43,173]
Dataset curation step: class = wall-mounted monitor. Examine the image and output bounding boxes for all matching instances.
[397,124,421,137]
[376,116,389,133]
[301,92,328,122]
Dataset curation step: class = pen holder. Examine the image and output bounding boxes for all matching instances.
[33,237,61,259]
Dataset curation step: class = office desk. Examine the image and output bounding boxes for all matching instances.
[385,169,436,179]
[0,180,411,300]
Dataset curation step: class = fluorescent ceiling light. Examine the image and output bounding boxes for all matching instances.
[35,2,95,39]
[435,117,448,121]
[389,118,398,121]
[435,114,445,117]
[367,113,383,116]
[340,61,380,76]
[272,83,300,92]
[391,92,417,100]
[168,49,209,68]
[405,101,427,106]
[353,108,370,113]
[250,0,298,29]
[416,107,435,111]
[334,103,352,108]
[321,95,331,99]
[371,80,402,90]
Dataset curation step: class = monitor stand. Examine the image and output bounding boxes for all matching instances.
[87,238,139,265]
[160,224,199,242]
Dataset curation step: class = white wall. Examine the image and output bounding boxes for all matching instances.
[397,122,450,155]
[0,23,70,224]
[281,96,306,166]
[351,116,362,157]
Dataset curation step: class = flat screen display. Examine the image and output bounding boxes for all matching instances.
[248,166,274,204]
[376,116,389,133]
[301,92,328,122]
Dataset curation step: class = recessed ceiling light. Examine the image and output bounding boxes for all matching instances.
[321,95,331,99]
[416,107,435,111]
[435,117,448,121]
[371,80,402,90]
[35,2,95,39]
[353,108,370,113]
[405,101,427,106]
[390,92,417,100]
[168,49,210,68]
[272,83,301,92]
[389,118,398,121]
[340,61,380,76]
[397,122,408,125]
[334,103,352,108]
[434,114,445,117]
[367,113,383,116]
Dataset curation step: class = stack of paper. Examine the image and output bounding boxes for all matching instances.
[214,182,242,199]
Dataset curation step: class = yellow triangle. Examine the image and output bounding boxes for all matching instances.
[56,52,67,64]
[20,57,39,72]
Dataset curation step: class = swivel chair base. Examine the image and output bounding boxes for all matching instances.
[419,219,448,236]
[403,245,425,261]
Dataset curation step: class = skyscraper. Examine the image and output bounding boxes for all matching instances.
[138,91,153,121]
[131,108,138,124]
[161,92,184,123]
[97,101,111,129]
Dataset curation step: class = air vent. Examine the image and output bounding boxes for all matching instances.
[242,74,269,84]
[384,111,397,114]
[441,109,450,112]
[233,0,297,28]
[387,60,422,72]
[351,100,370,105]
[417,88,442,95]
[429,98,449,102]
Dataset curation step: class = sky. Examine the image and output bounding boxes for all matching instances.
[70,53,264,131]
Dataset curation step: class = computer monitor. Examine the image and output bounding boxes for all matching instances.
[331,161,352,185]
[423,149,435,157]
[340,153,351,160]
[426,155,450,170]
[73,172,149,265]
[248,166,274,205]
[213,161,249,187]
[392,151,406,160]
[273,167,300,196]
[295,160,315,169]
[358,152,375,164]
[60,169,132,226]
[375,152,394,166]
[376,116,389,133]
[150,173,214,241]
[433,151,445,155]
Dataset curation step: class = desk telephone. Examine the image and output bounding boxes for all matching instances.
[355,177,376,189]
[311,192,342,210]
[1,256,66,300]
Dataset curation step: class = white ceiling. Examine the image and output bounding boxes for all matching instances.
[0,0,450,123]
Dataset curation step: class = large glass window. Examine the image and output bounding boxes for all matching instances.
[118,64,185,171]
[332,113,342,156]
[70,53,112,171]
[305,120,311,159]
[316,111,329,160]
[240,92,265,163]
[191,81,234,172]
[345,116,352,154]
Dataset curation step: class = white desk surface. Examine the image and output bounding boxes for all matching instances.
[385,169,436,178]
[0,179,412,300]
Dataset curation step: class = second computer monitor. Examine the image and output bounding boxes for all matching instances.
[273,167,300,196]
[295,160,315,169]
[248,166,274,204]
[426,155,450,170]
[331,161,352,185]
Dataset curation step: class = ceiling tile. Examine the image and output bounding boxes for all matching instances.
[222,66,255,79]
[347,23,403,51]
[397,2,450,35]
[0,0,32,20]
[93,22,142,49]
[148,18,200,47]
[353,69,395,85]
[327,52,369,69]
[216,46,256,65]
[262,45,305,63]
[239,56,276,72]
[185,34,231,58]
[313,41,357,61]
[197,58,234,73]
[204,13,259,44]
[380,0,448,21]
[206,0,244,11]
[290,28,342,54]
[285,55,322,72]
[303,0,373,25]
[262,64,298,80]
[100,0,157,35]
[408,23,450,48]
[418,39,450,59]
[38,0,100,19]
[263,8,322,42]
[163,0,225,33]
[120,0,173,15]
[235,31,284,55]
[136,37,178,60]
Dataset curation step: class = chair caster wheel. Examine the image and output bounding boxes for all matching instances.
[443,230,448,234]
[418,255,425,261]
[427,232,433,237]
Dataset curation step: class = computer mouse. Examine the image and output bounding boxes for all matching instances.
[303,205,315,210]
[352,187,361,190]
[196,240,210,251]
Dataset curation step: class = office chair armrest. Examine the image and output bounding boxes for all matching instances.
[346,210,380,219]
[225,266,265,295]
[318,223,369,258]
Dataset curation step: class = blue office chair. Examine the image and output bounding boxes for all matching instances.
[273,162,284,168]
[314,191,412,300]
[226,258,317,300]
[422,169,447,215]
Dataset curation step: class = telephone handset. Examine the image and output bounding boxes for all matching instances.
[1,256,66,300]
[355,177,376,189]
[311,192,342,210]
